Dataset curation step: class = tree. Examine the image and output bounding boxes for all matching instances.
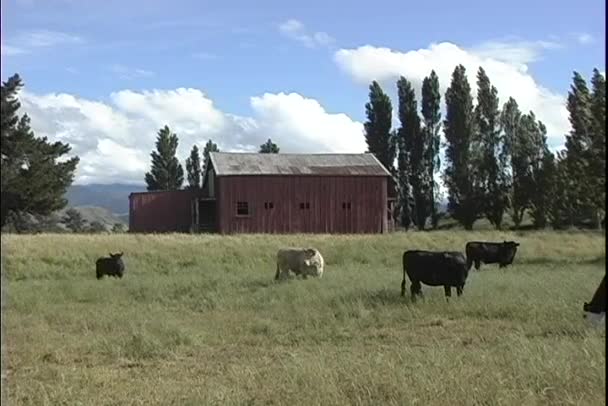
[63,208,86,233]
[589,69,606,228]
[259,138,279,153]
[112,223,126,233]
[564,71,594,226]
[421,70,442,229]
[201,139,219,176]
[88,221,107,233]
[1,74,79,228]
[549,151,575,229]
[397,76,430,230]
[530,144,556,228]
[144,125,184,191]
[442,65,480,230]
[364,81,395,172]
[395,129,412,229]
[475,67,509,229]
[185,145,202,189]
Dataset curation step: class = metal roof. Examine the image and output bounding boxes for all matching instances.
[208,152,392,177]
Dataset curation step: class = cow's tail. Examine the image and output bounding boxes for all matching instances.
[401,253,407,297]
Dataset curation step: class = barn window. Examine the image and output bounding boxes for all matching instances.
[264,202,274,210]
[236,201,249,216]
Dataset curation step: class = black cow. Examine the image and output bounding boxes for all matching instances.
[465,241,520,271]
[401,250,470,301]
[583,274,606,316]
[96,252,125,279]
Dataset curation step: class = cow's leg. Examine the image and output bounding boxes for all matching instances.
[466,257,473,270]
[410,281,422,302]
[474,260,480,270]
[444,285,452,301]
[274,263,281,280]
[96,269,103,279]
[401,278,406,297]
[456,285,463,296]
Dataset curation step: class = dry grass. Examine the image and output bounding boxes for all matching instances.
[1,230,606,405]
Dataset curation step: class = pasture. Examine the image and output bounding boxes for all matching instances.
[1,231,606,405]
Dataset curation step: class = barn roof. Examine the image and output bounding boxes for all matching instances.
[208,152,392,177]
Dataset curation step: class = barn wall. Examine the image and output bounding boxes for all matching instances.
[216,176,388,234]
[129,190,197,233]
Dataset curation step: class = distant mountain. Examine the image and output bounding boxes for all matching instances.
[66,183,146,216]
[58,206,127,229]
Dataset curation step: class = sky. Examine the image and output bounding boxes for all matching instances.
[1,0,605,185]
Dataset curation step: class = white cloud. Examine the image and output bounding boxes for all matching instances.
[576,33,595,45]
[470,38,561,66]
[334,41,569,149]
[1,44,28,56]
[109,64,155,80]
[278,19,335,49]
[19,88,364,184]
[2,29,83,56]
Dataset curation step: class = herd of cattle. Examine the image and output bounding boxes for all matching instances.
[95,239,606,317]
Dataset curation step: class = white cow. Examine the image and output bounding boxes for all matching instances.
[275,248,324,281]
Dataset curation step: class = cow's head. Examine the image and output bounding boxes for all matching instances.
[500,241,519,264]
[109,252,123,259]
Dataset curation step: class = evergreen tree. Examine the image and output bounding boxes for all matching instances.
[589,69,606,228]
[63,208,86,233]
[564,71,594,225]
[421,70,442,229]
[549,151,575,228]
[144,125,184,191]
[259,138,280,153]
[201,139,219,176]
[442,65,480,230]
[1,74,79,228]
[475,67,508,229]
[397,77,430,229]
[395,128,412,230]
[528,121,554,228]
[112,223,126,233]
[364,81,395,171]
[500,98,528,228]
[185,145,202,189]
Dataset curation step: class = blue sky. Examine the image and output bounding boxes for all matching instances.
[1,0,605,184]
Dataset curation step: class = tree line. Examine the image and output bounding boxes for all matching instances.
[1,68,604,232]
[363,66,605,230]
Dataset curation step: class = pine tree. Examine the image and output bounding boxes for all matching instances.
[1,74,80,228]
[201,139,219,176]
[144,125,184,191]
[397,77,430,229]
[185,145,202,189]
[442,65,479,230]
[475,67,508,229]
[364,81,395,172]
[259,138,279,153]
[421,70,442,229]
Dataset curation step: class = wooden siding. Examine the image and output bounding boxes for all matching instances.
[129,190,197,233]
[216,176,387,234]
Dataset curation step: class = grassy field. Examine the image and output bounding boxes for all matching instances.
[1,230,606,405]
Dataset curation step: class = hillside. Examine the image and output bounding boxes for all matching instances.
[66,183,146,216]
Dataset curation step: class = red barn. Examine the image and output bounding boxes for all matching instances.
[129,152,396,234]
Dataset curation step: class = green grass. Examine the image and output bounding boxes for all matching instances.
[2,230,606,405]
